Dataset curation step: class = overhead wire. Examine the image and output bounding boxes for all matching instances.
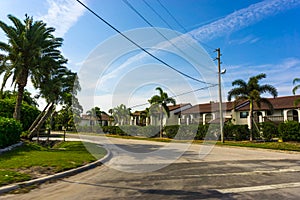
[140,0,213,60]
[122,0,211,73]
[156,0,216,52]
[129,84,217,109]
[75,0,214,85]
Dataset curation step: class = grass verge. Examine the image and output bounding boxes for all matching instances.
[0,141,106,187]
[78,132,300,152]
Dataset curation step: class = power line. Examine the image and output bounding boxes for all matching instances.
[75,0,214,85]
[129,84,217,109]
[122,0,209,71]
[140,0,212,60]
[156,0,216,52]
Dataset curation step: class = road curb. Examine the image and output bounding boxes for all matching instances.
[0,145,112,195]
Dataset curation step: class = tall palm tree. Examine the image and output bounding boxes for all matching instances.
[228,73,277,141]
[28,67,81,139]
[86,106,103,126]
[148,87,176,138]
[292,78,300,106]
[112,104,131,125]
[0,14,65,120]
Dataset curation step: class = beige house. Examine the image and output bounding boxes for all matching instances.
[131,104,192,126]
[79,113,112,127]
[179,95,300,128]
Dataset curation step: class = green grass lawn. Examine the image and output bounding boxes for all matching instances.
[0,141,106,187]
[87,133,300,152]
[216,141,300,152]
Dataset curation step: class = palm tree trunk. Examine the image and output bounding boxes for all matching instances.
[249,101,253,142]
[28,103,50,131]
[29,103,55,140]
[13,70,28,121]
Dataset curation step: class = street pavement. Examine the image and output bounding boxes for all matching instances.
[1,134,300,200]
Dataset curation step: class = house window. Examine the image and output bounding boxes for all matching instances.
[240,112,249,118]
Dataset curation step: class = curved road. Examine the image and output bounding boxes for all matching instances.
[1,134,300,200]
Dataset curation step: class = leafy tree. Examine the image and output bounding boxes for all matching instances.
[227,73,277,141]
[0,98,40,130]
[148,87,176,138]
[0,90,38,107]
[0,14,65,120]
[292,78,300,106]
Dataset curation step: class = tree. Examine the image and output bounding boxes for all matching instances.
[112,104,131,125]
[86,106,103,126]
[0,14,65,120]
[0,90,38,107]
[227,73,278,141]
[148,87,176,138]
[28,67,82,139]
[292,78,300,106]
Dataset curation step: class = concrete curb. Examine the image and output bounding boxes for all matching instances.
[0,142,112,195]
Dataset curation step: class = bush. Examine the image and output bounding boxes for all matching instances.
[165,124,207,140]
[0,99,40,130]
[260,122,278,140]
[0,117,22,148]
[278,121,300,141]
[223,124,249,141]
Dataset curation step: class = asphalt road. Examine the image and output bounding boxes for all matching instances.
[1,134,300,200]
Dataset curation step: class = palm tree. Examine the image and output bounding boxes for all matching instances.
[228,73,277,141]
[86,106,103,126]
[112,104,131,125]
[292,78,300,106]
[28,67,81,139]
[0,14,65,120]
[148,87,176,138]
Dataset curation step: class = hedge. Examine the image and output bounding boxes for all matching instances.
[0,117,22,148]
[224,124,249,141]
[278,121,300,141]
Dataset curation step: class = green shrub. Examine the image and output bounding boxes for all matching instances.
[260,122,278,140]
[165,124,207,140]
[0,117,22,148]
[164,125,179,138]
[278,121,300,141]
[223,124,249,141]
[0,99,40,130]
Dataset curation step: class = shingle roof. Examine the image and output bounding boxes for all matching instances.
[181,102,234,114]
[168,103,191,111]
[236,95,300,111]
[81,113,112,121]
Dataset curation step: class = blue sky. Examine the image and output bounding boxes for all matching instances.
[0,0,300,112]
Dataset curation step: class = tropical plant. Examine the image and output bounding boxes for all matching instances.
[0,14,65,120]
[292,78,300,106]
[112,104,131,126]
[148,87,176,138]
[0,90,38,107]
[227,73,278,141]
[86,106,103,126]
[28,67,82,139]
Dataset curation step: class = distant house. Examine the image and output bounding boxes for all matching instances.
[79,113,112,127]
[233,95,300,126]
[178,95,300,128]
[131,104,192,126]
[179,102,234,125]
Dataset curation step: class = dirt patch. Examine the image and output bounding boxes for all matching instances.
[17,166,56,179]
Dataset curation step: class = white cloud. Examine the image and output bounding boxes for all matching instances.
[39,0,86,37]
[190,0,300,42]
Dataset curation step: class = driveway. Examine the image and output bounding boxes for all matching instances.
[1,134,300,199]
